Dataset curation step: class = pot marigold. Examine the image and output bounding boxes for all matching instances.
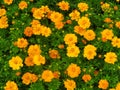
[67,45,80,57]
[69,10,80,21]
[28,44,41,58]
[4,0,13,5]
[0,9,6,17]
[4,81,18,90]
[9,56,23,70]
[74,25,86,36]
[98,79,109,89]
[78,16,91,29]
[82,74,92,82]
[41,70,54,82]
[19,1,28,10]
[83,30,96,41]
[57,1,70,11]
[24,56,34,66]
[67,63,81,78]
[64,33,77,45]
[33,55,46,65]
[14,38,28,48]
[83,44,97,60]
[64,79,76,90]
[78,2,89,12]
[104,52,117,64]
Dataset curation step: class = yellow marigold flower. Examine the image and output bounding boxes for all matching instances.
[24,56,34,66]
[0,16,9,29]
[64,33,77,45]
[19,1,28,10]
[82,74,92,82]
[50,11,64,22]
[22,72,38,85]
[101,3,110,12]
[104,18,112,23]
[4,81,18,90]
[33,55,46,65]
[28,44,41,58]
[115,21,120,29]
[111,37,120,47]
[116,83,120,90]
[78,16,91,29]
[101,29,114,41]
[24,26,33,37]
[49,49,60,59]
[40,5,50,13]
[55,21,64,30]
[78,2,89,12]
[67,45,80,57]
[4,0,13,5]
[83,44,97,60]
[0,9,6,17]
[41,70,54,82]
[104,52,117,64]
[74,25,86,36]
[15,38,28,48]
[33,8,44,19]
[69,10,80,21]
[41,26,52,37]
[9,56,23,70]
[64,79,76,90]
[57,1,70,11]
[32,24,43,35]
[31,19,41,28]
[83,30,96,41]
[67,63,81,78]
[98,79,109,89]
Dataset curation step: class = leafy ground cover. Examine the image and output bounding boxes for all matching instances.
[0,0,120,90]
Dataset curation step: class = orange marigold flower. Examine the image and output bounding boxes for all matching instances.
[83,44,97,60]
[9,56,23,70]
[55,21,64,30]
[114,6,118,10]
[82,74,92,82]
[40,6,50,14]
[15,38,28,48]
[64,33,77,45]
[116,83,120,90]
[66,20,72,24]
[57,1,70,11]
[64,79,76,90]
[53,71,60,79]
[41,70,54,82]
[78,16,91,29]
[69,10,80,21]
[41,26,52,37]
[4,0,13,5]
[0,8,6,17]
[101,29,114,41]
[16,72,21,76]
[0,16,9,29]
[104,18,112,23]
[78,2,89,12]
[33,8,44,19]
[83,30,96,41]
[74,25,86,36]
[22,72,38,85]
[50,11,64,23]
[67,63,81,78]
[19,1,28,10]
[31,7,38,13]
[4,81,18,90]
[115,21,120,29]
[24,56,34,66]
[33,55,46,65]
[28,44,41,58]
[32,24,43,35]
[104,52,117,64]
[49,49,60,59]
[98,79,109,89]
[67,45,80,57]
[24,26,33,37]
[31,19,41,28]
[58,44,64,49]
